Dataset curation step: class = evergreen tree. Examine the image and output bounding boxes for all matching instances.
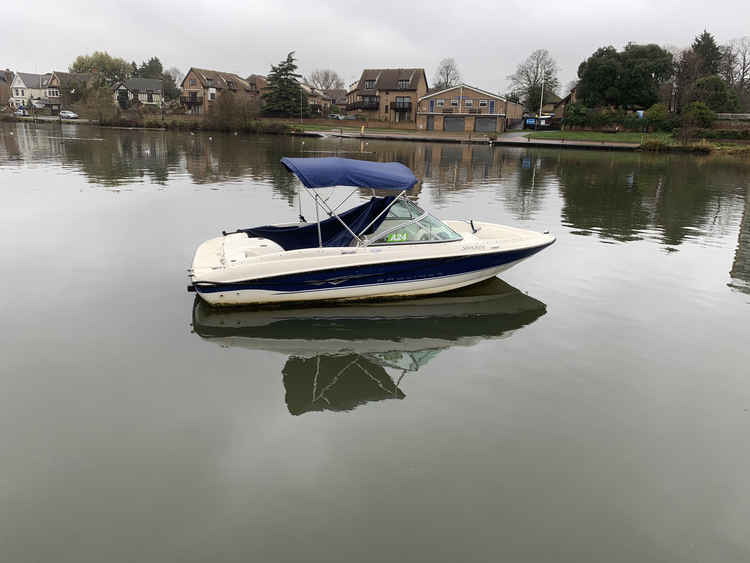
[138,57,164,79]
[692,30,722,77]
[577,44,672,109]
[262,52,307,117]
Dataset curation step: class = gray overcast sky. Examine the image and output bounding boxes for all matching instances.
[2,0,749,93]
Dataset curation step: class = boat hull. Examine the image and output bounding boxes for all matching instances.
[193,242,551,306]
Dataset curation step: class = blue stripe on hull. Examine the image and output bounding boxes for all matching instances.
[195,242,552,295]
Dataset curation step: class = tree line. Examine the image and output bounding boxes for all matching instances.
[69,51,181,100]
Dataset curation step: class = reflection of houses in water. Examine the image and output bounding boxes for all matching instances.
[62,128,177,186]
[419,144,508,187]
[730,187,750,293]
[0,123,180,186]
[191,278,546,415]
[0,122,66,162]
[0,125,21,158]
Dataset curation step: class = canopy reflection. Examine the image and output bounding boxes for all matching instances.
[191,277,547,415]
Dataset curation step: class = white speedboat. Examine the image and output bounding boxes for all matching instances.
[189,157,554,306]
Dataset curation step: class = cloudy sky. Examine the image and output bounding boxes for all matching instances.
[2,0,749,93]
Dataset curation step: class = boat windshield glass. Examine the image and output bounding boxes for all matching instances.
[366,199,462,245]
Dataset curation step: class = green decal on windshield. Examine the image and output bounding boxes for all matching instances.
[386,232,409,242]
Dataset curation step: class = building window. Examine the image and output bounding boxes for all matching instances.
[479,99,488,107]
[227,80,234,89]
[436,99,444,107]
[451,98,458,106]
[47,89,60,97]
[209,92,216,101]
[147,92,153,102]
[364,79,375,89]
[464,99,473,107]
[189,78,196,87]
[398,79,409,89]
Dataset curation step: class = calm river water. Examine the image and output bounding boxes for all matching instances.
[1,122,749,563]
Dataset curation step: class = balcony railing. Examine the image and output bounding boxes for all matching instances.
[180,96,203,106]
[390,101,412,112]
[345,99,380,111]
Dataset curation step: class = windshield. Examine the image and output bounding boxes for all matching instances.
[366,199,462,245]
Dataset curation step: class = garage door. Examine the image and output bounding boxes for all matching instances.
[443,117,465,132]
[474,117,497,132]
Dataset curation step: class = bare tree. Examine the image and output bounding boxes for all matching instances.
[730,37,750,91]
[507,49,559,110]
[433,58,461,89]
[307,69,344,90]
[165,67,183,84]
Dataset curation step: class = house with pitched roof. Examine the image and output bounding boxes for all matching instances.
[416,84,524,133]
[552,87,577,118]
[46,71,93,112]
[0,70,14,107]
[180,67,253,114]
[112,78,163,108]
[10,72,52,109]
[323,88,347,108]
[345,68,428,123]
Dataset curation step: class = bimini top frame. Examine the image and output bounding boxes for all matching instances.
[281,157,419,248]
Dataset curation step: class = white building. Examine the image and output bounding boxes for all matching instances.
[10,72,52,109]
[112,78,163,108]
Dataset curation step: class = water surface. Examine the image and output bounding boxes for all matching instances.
[1,122,749,563]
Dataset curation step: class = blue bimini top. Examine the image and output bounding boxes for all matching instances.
[281,156,418,191]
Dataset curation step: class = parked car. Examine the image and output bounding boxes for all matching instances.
[59,110,79,119]
[15,108,28,116]
[327,113,343,120]
[342,114,357,120]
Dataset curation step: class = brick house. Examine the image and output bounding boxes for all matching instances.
[552,86,577,118]
[245,74,267,100]
[323,88,347,108]
[346,68,428,123]
[301,83,337,115]
[180,68,253,114]
[416,84,524,133]
[0,69,13,107]
[47,71,93,112]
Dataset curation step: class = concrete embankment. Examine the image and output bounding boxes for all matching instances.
[314,130,640,151]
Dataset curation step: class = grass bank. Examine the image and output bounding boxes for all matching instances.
[527,130,750,157]
[525,130,672,144]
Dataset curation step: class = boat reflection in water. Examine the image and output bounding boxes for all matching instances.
[192,278,546,415]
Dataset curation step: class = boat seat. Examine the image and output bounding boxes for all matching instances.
[241,196,394,250]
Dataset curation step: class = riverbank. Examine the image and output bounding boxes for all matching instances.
[4,113,748,156]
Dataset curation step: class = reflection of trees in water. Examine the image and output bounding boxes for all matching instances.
[59,129,178,186]
[556,151,746,246]
[730,186,750,294]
